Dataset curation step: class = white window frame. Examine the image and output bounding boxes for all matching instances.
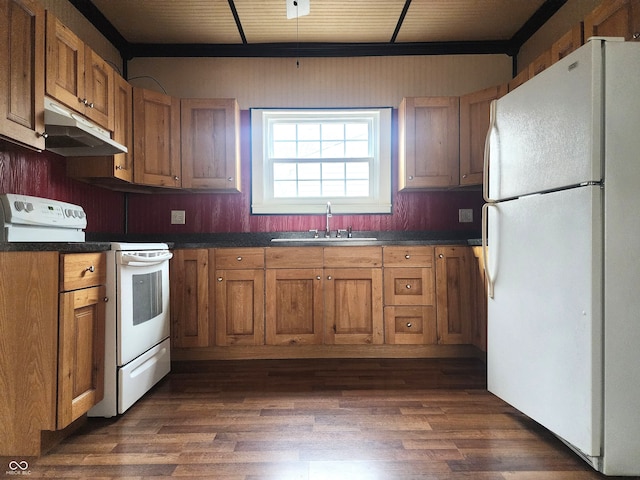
[251,107,392,215]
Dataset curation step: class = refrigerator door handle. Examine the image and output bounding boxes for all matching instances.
[482,202,496,298]
[483,99,498,203]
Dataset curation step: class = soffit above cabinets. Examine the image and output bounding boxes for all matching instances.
[70,0,564,58]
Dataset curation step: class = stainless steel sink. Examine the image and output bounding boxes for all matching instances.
[271,237,378,243]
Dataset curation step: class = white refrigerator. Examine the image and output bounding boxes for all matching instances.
[483,38,640,476]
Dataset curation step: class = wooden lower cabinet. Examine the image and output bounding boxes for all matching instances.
[170,248,212,347]
[471,246,488,352]
[435,246,473,345]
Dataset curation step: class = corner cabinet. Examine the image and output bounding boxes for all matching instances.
[181,98,241,191]
[133,86,181,188]
[0,0,45,151]
[584,0,640,41]
[398,96,460,189]
[459,85,507,186]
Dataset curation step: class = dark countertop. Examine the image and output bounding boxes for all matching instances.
[1,231,482,252]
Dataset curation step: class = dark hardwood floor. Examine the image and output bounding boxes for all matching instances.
[23,358,633,479]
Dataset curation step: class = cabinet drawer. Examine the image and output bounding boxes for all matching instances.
[215,248,264,269]
[323,246,382,268]
[60,252,106,291]
[384,267,434,306]
[265,247,323,268]
[384,306,436,345]
[383,246,434,267]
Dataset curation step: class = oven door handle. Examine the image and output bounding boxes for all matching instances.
[119,251,173,266]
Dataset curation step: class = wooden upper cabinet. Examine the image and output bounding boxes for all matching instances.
[67,74,133,183]
[45,12,114,131]
[181,98,241,192]
[133,87,181,188]
[459,84,507,186]
[398,96,460,189]
[508,68,529,92]
[0,0,45,150]
[528,49,552,78]
[584,0,640,41]
[551,24,584,64]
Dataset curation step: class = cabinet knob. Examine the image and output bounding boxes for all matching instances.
[87,102,94,108]
[217,277,223,282]
[405,284,411,289]
[115,165,124,170]
[316,276,321,280]
[227,177,233,181]
[103,297,109,302]
[173,176,180,181]
[236,256,242,261]
[85,265,95,273]
[634,32,640,40]
[408,175,414,180]
[439,254,444,258]
[404,254,410,259]
[327,275,332,280]
[38,131,48,139]
[463,174,468,178]
[406,322,412,328]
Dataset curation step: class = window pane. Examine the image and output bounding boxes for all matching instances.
[346,180,369,196]
[346,162,369,179]
[274,163,297,180]
[299,181,321,196]
[345,140,369,157]
[322,141,344,158]
[298,162,320,180]
[274,180,297,197]
[322,123,344,140]
[322,163,344,180]
[323,180,345,196]
[273,123,296,141]
[346,123,369,140]
[273,141,296,158]
[298,141,321,158]
[298,123,320,140]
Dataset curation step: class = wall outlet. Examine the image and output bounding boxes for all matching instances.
[171,210,186,225]
[458,208,473,223]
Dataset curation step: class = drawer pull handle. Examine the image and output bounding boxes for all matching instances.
[85,265,95,273]
[439,254,444,258]
[236,256,242,261]
[405,254,411,259]
[405,284,411,289]
[217,277,223,282]
[103,297,109,302]
[327,275,332,280]
[316,276,321,280]
[406,323,412,328]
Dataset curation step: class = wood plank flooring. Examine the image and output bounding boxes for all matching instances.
[20,358,633,479]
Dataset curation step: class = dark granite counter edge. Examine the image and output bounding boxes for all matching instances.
[0,241,112,253]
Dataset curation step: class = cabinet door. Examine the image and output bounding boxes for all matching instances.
[170,249,211,348]
[58,285,106,429]
[324,268,383,345]
[398,96,459,189]
[470,246,487,352]
[527,49,552,78]
[459,85,507,186]
[67,74,133,182]
[181,98,241,191]
[0,0,45,150]
[215,269,264,346]
[133,87,181,188]
[83,46,114,130]
[265,268,324,345]
[435,246,472,345]
[45,12,84,112]
[584,0,640,41]
[551,24,584,64]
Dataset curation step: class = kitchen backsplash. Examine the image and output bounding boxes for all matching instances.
[1,110,483,236]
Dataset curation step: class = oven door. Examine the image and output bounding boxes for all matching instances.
[116,250,172,366]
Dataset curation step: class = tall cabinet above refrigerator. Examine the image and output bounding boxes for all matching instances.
[483,38,640,476]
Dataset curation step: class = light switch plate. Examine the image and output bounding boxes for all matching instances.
[458,208,473,223]
[171,210,186,225]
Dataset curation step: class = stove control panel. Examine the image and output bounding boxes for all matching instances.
[0,193,87,229]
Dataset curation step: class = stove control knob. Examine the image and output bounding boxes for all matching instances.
[25,202,34,212]
[14,201,24,212]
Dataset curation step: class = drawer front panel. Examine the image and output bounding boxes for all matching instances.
[60,252,106,291]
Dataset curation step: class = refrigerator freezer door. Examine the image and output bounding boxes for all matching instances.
[488,40,603,201]
[487,185,602,457]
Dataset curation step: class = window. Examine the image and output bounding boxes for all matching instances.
[251,108,392,214]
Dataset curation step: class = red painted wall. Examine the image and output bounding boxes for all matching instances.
[0,140,126,234]
[1,109,483,236]
[126,110,484,234]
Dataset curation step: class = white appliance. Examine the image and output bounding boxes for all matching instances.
[482,38,640,476]
[88,242,173,417]
[0,193,86,242]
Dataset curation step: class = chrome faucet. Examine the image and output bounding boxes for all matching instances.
[325,201,332,238]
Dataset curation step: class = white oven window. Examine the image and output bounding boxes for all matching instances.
[132,271,163,325]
